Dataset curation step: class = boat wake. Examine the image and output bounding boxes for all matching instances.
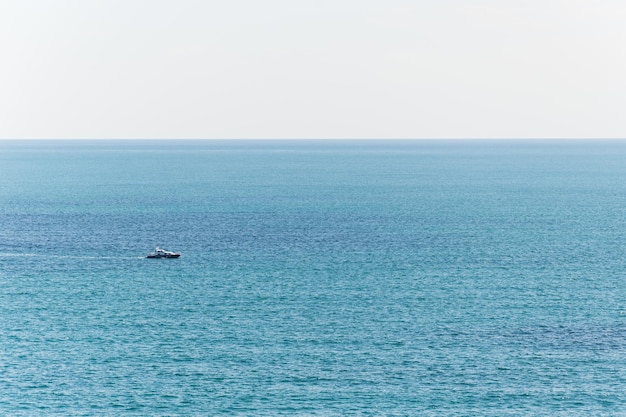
[0,252,143,260]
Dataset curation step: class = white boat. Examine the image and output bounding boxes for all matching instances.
[146,247,181,258]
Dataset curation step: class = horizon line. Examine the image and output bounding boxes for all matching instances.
[1,137,626,141]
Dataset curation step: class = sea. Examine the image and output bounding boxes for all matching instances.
[1,139,625,416]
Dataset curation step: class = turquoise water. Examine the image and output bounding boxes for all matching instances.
[1,140,626,415]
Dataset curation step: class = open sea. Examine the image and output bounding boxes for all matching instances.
[1,139,626,416]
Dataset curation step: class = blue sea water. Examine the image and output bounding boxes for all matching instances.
[1,139,626,415]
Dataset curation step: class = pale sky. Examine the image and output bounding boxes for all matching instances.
[1,0,625,139]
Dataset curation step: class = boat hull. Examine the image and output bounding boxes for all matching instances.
[146,253,180,258]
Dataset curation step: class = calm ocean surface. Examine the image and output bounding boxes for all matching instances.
[1,139,626,415]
